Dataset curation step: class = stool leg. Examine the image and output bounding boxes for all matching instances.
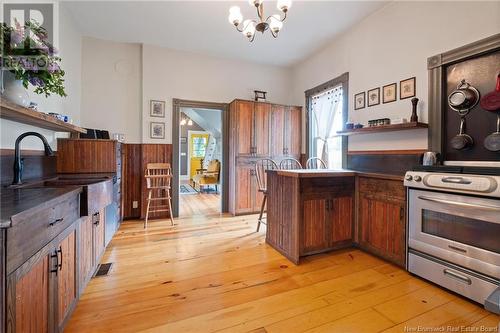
[167,194,174,226]
[145,190,151,229]
[257,195,267,232]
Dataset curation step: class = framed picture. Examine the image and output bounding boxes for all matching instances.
[354,92,365,110]
[150,100,165,118]
[400,77,416,99]
[180,137,187,144]
[367,88,380,107]
[150,122,165,139]
[382,83,397,104]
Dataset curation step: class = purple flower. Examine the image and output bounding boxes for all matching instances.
[29,76,45,87]
[47,62,60,73]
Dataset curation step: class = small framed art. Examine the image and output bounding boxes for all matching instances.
[150,100,165,118]
[400,77,416,99]
[354,92,365,110]
[150,122,165,139]
[367,88,380,107]
[382,83,397,104]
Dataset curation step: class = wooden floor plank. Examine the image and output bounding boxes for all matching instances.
[65,213,499,333]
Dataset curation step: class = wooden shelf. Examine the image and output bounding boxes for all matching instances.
[337,122,428,136]
[0,99,86,134]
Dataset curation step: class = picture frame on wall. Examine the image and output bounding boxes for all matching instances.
[354,92,365,110]
[382,83,397,104]
[367,88,380,107]
[400,77,416,99]
[150,100,165,118]
[150,122,165,139]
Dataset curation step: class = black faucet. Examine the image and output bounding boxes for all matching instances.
[13,132,54,185]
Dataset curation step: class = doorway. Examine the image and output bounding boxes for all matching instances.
[172,99,229,218]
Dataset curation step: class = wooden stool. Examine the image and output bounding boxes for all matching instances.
[306,157,327,169]
[279,158,302,170]
[144,163,174,228]
[255,159,278,232]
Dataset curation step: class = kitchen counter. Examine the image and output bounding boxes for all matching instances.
[272,168,404,181]
[0,186,82,228]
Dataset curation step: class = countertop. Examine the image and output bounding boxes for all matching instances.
[269,169,404,181]
[0,186,82,228]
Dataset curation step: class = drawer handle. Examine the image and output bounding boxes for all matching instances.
[443,269,472,285]
[57,246,63,271]
[448,245,467,253]
[49,218,64,227]
[51,249,59,275]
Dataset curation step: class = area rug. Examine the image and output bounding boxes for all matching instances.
[180,184,198,194]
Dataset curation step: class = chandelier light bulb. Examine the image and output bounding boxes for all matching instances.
[242,20,256,38]
[187,119,193,126]
[180,119,187,126]
[228,6,243,25]
[269,14,283,33]
[277,0,292,12]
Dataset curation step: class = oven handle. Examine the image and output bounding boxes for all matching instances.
[417,196,500,211]
[443,269,472,285]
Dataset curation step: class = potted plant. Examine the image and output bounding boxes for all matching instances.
[0,19,66,107]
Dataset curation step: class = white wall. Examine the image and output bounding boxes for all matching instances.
[80,37,142,143]
[292,1,500,152]
[0,4,82,150]
[142,44,292,143]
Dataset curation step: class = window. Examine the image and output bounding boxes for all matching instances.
[309,84,344,169]
[192,137,207,158]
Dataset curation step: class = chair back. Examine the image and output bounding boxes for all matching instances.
[145,163,172,189]
[279,158,302,170]
[255,159,278,192]
[306,157,327,169]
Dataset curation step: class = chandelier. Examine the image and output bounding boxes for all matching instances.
[228,0,292,42]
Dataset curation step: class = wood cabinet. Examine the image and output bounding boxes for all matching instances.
[55,230,77,330]
[93,209,106,265]
[78,217,93,292]
[358,176,406,267]
[266,171,355,264]
[229,99,302,215]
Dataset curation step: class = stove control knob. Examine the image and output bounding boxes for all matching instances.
[414,175,422,182]
[405,174,413,181]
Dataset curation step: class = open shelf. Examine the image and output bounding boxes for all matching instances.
[0,99,86,134]
[337,121,428,136]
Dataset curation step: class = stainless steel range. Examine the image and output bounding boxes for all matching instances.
[404,166,500,314]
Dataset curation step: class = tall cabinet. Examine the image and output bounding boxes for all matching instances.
[229,99,302,215]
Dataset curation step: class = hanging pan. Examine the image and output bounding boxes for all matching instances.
[481,73,500,152]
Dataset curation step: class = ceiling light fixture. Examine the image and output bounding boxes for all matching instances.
[228,0,291,42]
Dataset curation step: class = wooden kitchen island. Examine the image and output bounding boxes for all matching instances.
[266,170,356,264]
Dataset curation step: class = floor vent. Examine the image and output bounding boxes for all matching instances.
[94,263,113,277]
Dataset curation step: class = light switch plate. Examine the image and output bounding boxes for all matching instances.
[132,201,138,209]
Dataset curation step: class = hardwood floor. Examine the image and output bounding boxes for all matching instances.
[179,192,221,216]
[65,213,499,332]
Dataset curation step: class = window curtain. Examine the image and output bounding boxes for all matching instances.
[311,85,343,168]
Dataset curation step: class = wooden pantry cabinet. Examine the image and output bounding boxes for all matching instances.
[228,99,302,215]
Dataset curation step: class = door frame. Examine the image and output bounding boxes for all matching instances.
[186,130,210,180]
[172,99,229,217]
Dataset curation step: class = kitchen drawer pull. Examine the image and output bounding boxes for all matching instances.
[51,250,59,275]
[57,246,63,271]
[443,269,472,285]
[417,196,500,211]
[448,245,467,253]
[49,218,64,227]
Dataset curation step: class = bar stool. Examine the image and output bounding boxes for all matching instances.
[144,163,174,228]
[255,158,278,232]
[279,158,302,170]
[306,157,327,169]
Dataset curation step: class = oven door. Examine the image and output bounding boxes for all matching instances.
[408,189,500,278]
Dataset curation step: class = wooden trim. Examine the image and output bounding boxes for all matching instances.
[172,99,229,217]
[347,150,426,155]
[0,99,86,134]
[0,148,52,156]
[427,33,500,155]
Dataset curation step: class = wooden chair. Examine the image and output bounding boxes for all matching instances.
[144,163,174,228]
[255,158,278,232]
[279,158,302,170]
[306,157,327,169]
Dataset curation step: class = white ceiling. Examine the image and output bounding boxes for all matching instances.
[63,1,388,67]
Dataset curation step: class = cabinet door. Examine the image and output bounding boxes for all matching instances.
[56,229,77,328]
[234,163,255,214]
[93,209,106,265]
[234,100,254,156]
[330,196,353,244]
[270,104,286,157]
[79,216,93,292]
[254,102,271,156]
[7,249,52,333]
[285,106,302,157]
[302,199,329,254]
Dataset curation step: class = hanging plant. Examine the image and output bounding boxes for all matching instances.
[1,19,66,97]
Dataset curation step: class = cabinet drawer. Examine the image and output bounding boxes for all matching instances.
[359,177,405,199]
[301,176,354,195]
[6,194,80,274]
[82,180,113,215]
